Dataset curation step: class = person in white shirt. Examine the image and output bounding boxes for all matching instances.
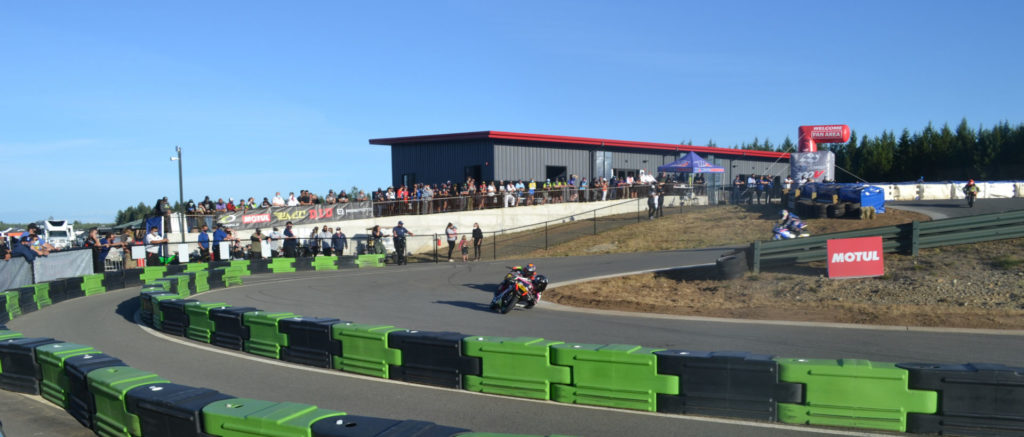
[267,227,283,256]
[286,192,299,206]
[143,226,168,266]
[272,192,285,207]
[504,182,516,207]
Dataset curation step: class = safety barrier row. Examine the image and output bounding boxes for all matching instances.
[750,209,1024,272]
[128,261,1024,436]
[0,264,561,436]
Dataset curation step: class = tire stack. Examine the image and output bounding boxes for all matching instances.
[827,203,847,218]
[716,250,748,280]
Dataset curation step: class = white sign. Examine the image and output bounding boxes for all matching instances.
[131,246,146,260]
[177,244,190,263]
[261,242,271,258]
[219,242,231,260]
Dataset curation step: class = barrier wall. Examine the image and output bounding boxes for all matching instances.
[20,259,1009,436]
[868,181,1024,202]
[0,267,556,437]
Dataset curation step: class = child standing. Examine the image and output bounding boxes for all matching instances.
[459,235,469,262]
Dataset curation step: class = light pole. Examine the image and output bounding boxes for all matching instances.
[170,146,185,243]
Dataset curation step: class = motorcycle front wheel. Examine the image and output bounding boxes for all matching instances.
[498,290,519,314]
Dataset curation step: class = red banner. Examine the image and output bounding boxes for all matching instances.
[798,125,851,152]
[827,236,884,278]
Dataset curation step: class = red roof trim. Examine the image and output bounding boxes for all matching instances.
[368,131,790,159]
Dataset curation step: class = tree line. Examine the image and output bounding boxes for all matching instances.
[717,119,1024,183]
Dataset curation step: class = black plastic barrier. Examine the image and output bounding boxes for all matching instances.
[124,269,144,288]
[279,317,343,368]
[16,287,37,315]
[65,352,127,427]
[207,269,226,289]
[141,292,176,327]
[655,350,804,420]
[386,330,481,388]
[0,337,60,394]
[249,258,270,274]
[160,299,198,337]
[310,414,470,437]
[294,257,316,271]
[63,276,86,299]
[47,278,69,304]
[166,264,187,275]
[0,300,7,324]
[102,270,126,291]
[209,306,259,350]
[899,362,1024,436]
[124,382,234,437]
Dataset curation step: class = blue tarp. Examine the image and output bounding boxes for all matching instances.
[657,151,725,173]
[800,183,886,213]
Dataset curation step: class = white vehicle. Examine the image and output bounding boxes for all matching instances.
[41,220,75,249]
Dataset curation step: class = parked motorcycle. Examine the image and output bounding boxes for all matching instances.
[490,268,548,314]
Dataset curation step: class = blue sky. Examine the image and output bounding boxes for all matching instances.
[3,1,1022,223]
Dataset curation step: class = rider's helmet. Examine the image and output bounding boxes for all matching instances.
[968,179,975,185]
[524,263,537,275]
[532,274,548,292]
[780,209,790,220]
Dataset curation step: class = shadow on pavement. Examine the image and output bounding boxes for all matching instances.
[115,297,140,324]
[462,283,499,293]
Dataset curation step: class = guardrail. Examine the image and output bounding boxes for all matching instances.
[750,209,1024,273]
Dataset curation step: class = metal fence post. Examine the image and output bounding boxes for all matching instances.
[911,220,920,257]
[636,197,640,223]
[433,233,438,263]
[593,210,597,235]
[492,231,496,260]
[544,222,548,251]
[752,241,761,274]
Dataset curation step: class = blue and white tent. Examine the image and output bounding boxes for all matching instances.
[657,151,725,173]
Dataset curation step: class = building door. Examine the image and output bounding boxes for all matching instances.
[464,165,482,182]
[546,165,567,182]
[616,169,639,179]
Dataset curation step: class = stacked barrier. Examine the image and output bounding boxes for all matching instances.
[5,254,1024,436]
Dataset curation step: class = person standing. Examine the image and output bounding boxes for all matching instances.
[144,226,168,267]
[250,229,264,260]
[459,236,469,262]
[84,228,104,273]
[332,228,348,256]
[732,175,745,204]
[319,227,333,256]
[392,221,413,265]
[283,222,298,258]
[197,224,211,261]
[445,222,457,262]
[213,224,228,261]
[647,192,657,219]
[472,223,484,261]
[657,187,666,217]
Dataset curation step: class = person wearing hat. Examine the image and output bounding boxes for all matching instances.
[282,221,298,257]
[392,220,413,265]
[212,223,228,260]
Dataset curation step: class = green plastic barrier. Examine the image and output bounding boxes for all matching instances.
[185,302,229,343]
[463,336,570,400]
[243,311,296,359]
[140,266,168,284]
[268,258,296,274]
[32,283,52,308]
[151,294,184,329]
[82,273,106,296]
[550,343,678,412]
[193,270,211,293]
[0,329,23,341]
[311,255,339,271]
[87,366,169,437]
[35,342,101,407]
[355,254,385,268]
[2,291,21,320]
[165,274,192,297]
[184,262,209,273]
[202,398,344,437]
[141,281,171,293]
[330,323,403,378]
[776,358,938,432]
[230,260,252,276]
[215,267,244,287]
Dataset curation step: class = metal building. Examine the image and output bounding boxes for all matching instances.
[369,131,790,189]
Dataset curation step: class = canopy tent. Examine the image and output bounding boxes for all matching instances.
[657,151,725,173]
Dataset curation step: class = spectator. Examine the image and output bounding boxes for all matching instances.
[186,199,197,214]
[747,174,757,204]
[657,187,665,217]
[319,226,333,256]
[325,190,337,205]
[12,234,40,262]
[648,191,657,219]
[268,227,282,256]
[0,237,9,260]
[121,227,136,267]
[260,197,272,208]
[144,226,168,266]
[392,221,412,265]
[472,222,483,261]
[332,228,347,256]
[283,222,298,257]
[201,196,215,213]
[24,223,56,254]
[272,192,286,207]
[246,197,257,210]
[197,224,211,261]
[783,175,793,193]
[100,231,119,265]
[369,225,385,254]
[213,224,228,260]
[250,229,264,259]
[84,228,103,273]
[445,222,457,262]
[215,198,227,212]
[309,226,321,256]
[287,192,299,206]
[459,235,469,262]
[298,190,312,205]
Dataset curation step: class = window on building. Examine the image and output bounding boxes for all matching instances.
[616,169,639,179]
[546,165,567,182]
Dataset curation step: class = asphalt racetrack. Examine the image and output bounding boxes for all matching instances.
[5,198,1024,436]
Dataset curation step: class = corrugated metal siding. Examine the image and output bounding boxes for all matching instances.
[609,150,676,175]
[390,141,493,186]
[492,141,590,182]
[709,154,789,182]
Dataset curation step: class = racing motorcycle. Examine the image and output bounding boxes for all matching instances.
[490,268,548,314]
[773,212,810,240]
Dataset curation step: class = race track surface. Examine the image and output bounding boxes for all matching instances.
[7,198,1024,436]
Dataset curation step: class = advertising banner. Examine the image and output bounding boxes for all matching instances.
[790,151,835,183]
[215,202,373,230]
[827,236,884,278]
[798,124,851,152]
[33,248,93,283]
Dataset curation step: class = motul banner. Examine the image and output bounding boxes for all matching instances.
[215,202,373,230]
[827,236,884,278]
